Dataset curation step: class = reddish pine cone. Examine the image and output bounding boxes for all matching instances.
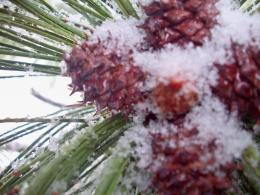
[153,75,198,116]
[150,128,236,195]
[65,41,146,114]
[213,44,260,123]
[141,0,218,49]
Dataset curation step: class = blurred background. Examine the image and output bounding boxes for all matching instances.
[0,70,81,171]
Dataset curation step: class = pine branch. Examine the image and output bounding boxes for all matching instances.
[94,155,128,195]
[0,107,96,183]
[0,74,53,79]
[240,0,260,13]
[0,8,76,45]
[0,49,61,61]
[0,117,87,123]
[80,0,113,18]
[114,0,138,18]
[37,0,57,12]
[62,0,109,21]
[22,114,127,195]
[0,42,30,52]
[10,0,85,38]
[0,59,61,75]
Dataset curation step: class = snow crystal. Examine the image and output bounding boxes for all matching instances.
[184,96,253,164]
[139,0,157,6]
[216,0,260,46]
[48,136,59,152]
[116,124,152,168]
[90,18,145,51]
[134,42,226,82]
[116,162,152,194]
[114,124,153,193]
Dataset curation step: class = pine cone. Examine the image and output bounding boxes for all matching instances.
[65,40,146,114]
[152,75,199,117]
[212,44,260,123]
[150,127,237,195]
[141,0,218,49]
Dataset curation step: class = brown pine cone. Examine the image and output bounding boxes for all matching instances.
[64,40,146,115]
[212,44,260,123]
[140,0,218,49]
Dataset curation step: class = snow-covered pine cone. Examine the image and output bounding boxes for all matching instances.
[150,44,260,123]
[141,0,218,49]
[152,75,198,117]
[150,127,237,195]
[212,44,260,123]
[65,40,146,115]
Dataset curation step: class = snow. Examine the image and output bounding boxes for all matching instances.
[48,135,59,152]
[93,0,259,189]
[117,124,153,167]
[184,96,252,164]
[216,0,260,46]
[90,18,145,51]
[139,0,157,6]
[134,43,224,83]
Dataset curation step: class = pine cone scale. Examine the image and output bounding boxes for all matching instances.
[163,9,192,24]
[175,19,204,36]
[141,0,217,48]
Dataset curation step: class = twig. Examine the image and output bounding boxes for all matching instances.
[31,88,84,108]
[31,88,66,108]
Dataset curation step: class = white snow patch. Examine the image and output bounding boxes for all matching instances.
[116,125,153,168]
[185,97,252,164]
[216,0,260,46]
[48,136,59,152]
[139,0,157,6]
[90,18,145,51]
